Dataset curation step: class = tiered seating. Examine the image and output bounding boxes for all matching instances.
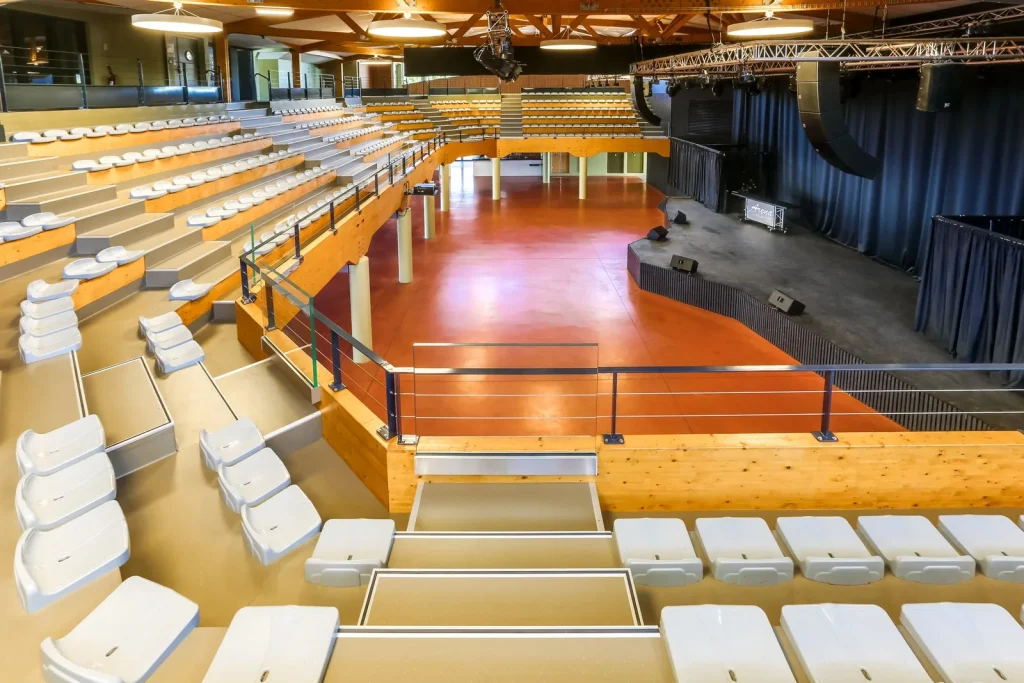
[10,114,233,143]
[295,114,362,131]
[858,514,975,583]
[362,100,416,113]
[521,91,642,137]
[324,125,384,147]
[273,103,346,117]
[128,147,296,200]
[938,514,1024,581]
[353,135,409,162]
[431,97,501,135]
[305,518,396,587]
[776,515,884,585]
[76,132,268,178]
[613,518,702,587]
[1,211,78,271]
[16,451,115,531]
[695,517,795,586]
[19,277,84,362]
[252,184,355,257]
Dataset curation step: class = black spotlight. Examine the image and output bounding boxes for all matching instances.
[646,226,669,241]
[671,211,688,225]
[666,80,683,97]
[711,79,725,97]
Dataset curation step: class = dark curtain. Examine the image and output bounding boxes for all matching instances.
[736,70,1024,272]
[667,138,725,212]
[915,217,1024,385]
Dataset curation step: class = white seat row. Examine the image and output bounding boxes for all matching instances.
[130,149,295,200]
[71,133,265,173]
[296,115,361,130]
[139,294,205,373]
[525,132,643,138]
[523,115,635,120]
[324,124,384,144]
[614,514,1024,588]
[251,184,354,257]
[523,123,639,128]
[19,279,86,363]
[62,247,142,280]
[0,211,75,243]
[275,104,345,115]
[10,115,232,143]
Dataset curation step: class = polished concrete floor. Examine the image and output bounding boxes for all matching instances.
[308,166,897,436]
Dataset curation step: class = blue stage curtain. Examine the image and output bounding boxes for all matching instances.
[736,72,1024,272]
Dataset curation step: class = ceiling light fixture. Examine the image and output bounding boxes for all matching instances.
[256,7,295,16]
[727,12,813,39]
[539,38,598,50]
[367,18,447,38]
[132,2,223,34]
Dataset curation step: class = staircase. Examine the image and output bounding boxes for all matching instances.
[500,93,523,138]
[412,98,455,136]
[632,105,667,139]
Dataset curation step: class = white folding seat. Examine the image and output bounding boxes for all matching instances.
[938,514,1024,582]
[161,144,181,157]
[21,295,74,319]
[130,121,151,132]
[195,116,209,124]
[218,447,290,514]
[181,117,197,127]
[23,211,76,230]
[178,142,196,153]
[15,500,129,613]
[858,515,974,584]
[12,131,53,143]
[200,417,264,471]
[613,518,702,587]
[63,258,116,281]
[219,163,237,176]
[21,310,78,337]
[661,606,796,683]
[206,139,221,149]
[46,129,82,141]
[96,246,144,265]
[41,576,198,683]
[305,519,395,587]
[19,328,83,364]
[243,133,254,140]
[155,340,204,374]
[123,151,153,164]
[233,160,248,171]
[16,452,115,531]
[27,278,78,303]
[242,485,321,566]
[153,180,185,194]
[202,606,337,683]
[190,171,211,183]
[146,324,193,353]
[169,279,214,301]
[776,516,884,585]
[695,517,793,586]
[17,414,104,477]
[0,221,42,241]
[902,603,1024,683]
[138,311,182,336]
[172,174,202,188]
[71,159,112,172]
[129,186,166,200]
[167,118,183,129]
[150,119,168,130]
[99,154,134,168]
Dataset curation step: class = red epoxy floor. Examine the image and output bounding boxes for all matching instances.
[294,165,898,436]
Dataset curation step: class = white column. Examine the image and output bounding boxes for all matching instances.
[397,208,413,284]
[542,152,550,184]
[349,255,373,364]
[491,156,501,200]
[578,155,588,200]
[422,194,436,239]
[439,163,450,212]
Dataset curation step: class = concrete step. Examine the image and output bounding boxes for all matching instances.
[230,108,274,121]
[285,137,328,153]
[73,197,145,234]
[146,239,231,287]
[76,212,175,254]
[192,257,241,287]
[0,142,29,160]
[4,171,87,202]
[130,224,203,268]
[0,155,58,182]
[338,162,376,184]
[273,130,312,145]
[5,184,118,221]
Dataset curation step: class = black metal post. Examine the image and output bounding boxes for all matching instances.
[354,184,361,211]
[603,372,625,444]
[384,371,398,439]
[136,59,146,106]
[374,171,379,196]
[329,200,336,233]
[77,53,88,109]
[303,72,308,100]
[293,224,302,261]
[329,330,344,391]
[266,71,272,101]
[265,282,277,330]
[388,162,393,185]
[287,71,292,91]
[402,156,406,176]
[0,58,9,113]
[239,258,253,304]
[814,370,839,442]
[180,63,189,105]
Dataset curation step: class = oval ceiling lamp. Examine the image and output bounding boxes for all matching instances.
[727,12,814,39]
[540,38,598,51]
[367,18,447,38]
[132,2,223,34]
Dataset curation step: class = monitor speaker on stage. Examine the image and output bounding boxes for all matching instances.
[670,255,698,274]
[647,226,669,241]
[672,211,688,225]
[916,64,965,112]
[796,55,880,179]
[768,289,805,315]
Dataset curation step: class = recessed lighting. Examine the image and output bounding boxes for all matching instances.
[727,13,814,39]
[539,38,598,51]
[256,7,294,16]
[367,18,447,39]
[132,2,222,34]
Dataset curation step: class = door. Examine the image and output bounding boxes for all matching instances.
[231,47,254,101]
[606,152,625,174]
[174,37,200,86]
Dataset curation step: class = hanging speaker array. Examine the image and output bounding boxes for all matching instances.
[795,52,881,179]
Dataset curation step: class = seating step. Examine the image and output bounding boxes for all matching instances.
[337,162,376,184]
[0,155,58,182]
[76,212,175,254]
[72,197,146,234]
[0,141,29,160]
[244,122,297,136]
[273,130,311,144]
[231,109,275,121]
[129,224,203,267]
[283,137,326,153]
[4,170,88,202]
[146,240,232,287]
[5,184,118,221]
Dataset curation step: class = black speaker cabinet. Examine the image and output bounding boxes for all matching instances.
[670,255,698,274]
[796,55,880,179]
[671,211,688,225]
[768,289,805,315]
[917,64,965,112]
[647,226,669,241]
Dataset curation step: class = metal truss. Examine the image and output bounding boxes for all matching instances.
[847,4,1024,39]
[630,38,1024,76]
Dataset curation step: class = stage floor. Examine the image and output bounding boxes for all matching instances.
[633,197,1024,431]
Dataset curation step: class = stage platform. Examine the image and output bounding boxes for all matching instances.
[630,198,1023,431]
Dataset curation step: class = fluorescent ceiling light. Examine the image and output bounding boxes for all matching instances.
[132,3,222,34]
[256,7,294,16]
[367,18,447,38]
[540,38,598,51]
[727,13,814,38]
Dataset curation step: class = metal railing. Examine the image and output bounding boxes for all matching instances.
[261,70,336,102]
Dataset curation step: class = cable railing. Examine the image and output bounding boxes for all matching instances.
[234,131,1024,440]
[257,69,336,102]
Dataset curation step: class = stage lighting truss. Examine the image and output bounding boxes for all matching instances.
[631,38,1024,77]
[846,4,1024,39]
[473,9,524,82]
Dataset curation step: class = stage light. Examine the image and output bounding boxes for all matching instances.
[367,18,447,38]
[666,80,682,97]
[727,12,813,39]
[711,79,724,97]
[256,7,294,16]
[132,3,222,33]
[540,38,597,50]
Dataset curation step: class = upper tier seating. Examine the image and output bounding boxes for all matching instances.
[10,114,232,143]
[41,576,199,683]
[17,414,105,477]
[16,451,116,531]
[295,115,361,131]
[305,518,396,587]
[273,104,346,116]
[858,514,975,584]
[241,485,321,566]
[937,514,1024,582]
[695,517,795,586]
[613,518,703,587]
[775,515,885,585]
[76,133,268,180]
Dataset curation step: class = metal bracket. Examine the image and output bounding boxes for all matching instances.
[241,294,256,305]
[329,380,346,392]
[602,433,625,445]
[812,431,838,443]
[376,425,393,440]
[398,434,420,446]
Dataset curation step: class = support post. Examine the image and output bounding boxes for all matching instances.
[492,156,501,200]
[813,370,839,442]
[214,33,231,102]
[422,194,436,239]
[603,372,625,444]
[0,59,8,113]
[265,283,276,330]
[349,256,373,364]
[542,152,550,184]
[136,59,145,106]
[440,163,450,212]
[578,155,588,200]
[78,53,88,109]
[329,330,344,391]
[397,208,413,283]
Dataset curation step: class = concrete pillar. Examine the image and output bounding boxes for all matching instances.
[542,152,550,184]
[439,163,450,212]
[491,157,501,200]
[423,195,436,239]
[397,208,413,283]
[349,256,373,364]
[578,155,588,200]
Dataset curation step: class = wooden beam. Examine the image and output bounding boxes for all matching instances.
[523,14,553,38]
[338,11,367,37]
[661,12,696,37]
[299,42,402,56]
[450,12,483,39]
[632,15,660,37]
[551,14,561,35]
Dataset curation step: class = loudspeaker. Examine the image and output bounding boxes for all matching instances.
[916,64,965,112]
[796,55,880,179]
[670,254,698,274]
[647,226,668,241]
[672,211,688,225]
[768,289,805,315]
[632,75,661,126]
